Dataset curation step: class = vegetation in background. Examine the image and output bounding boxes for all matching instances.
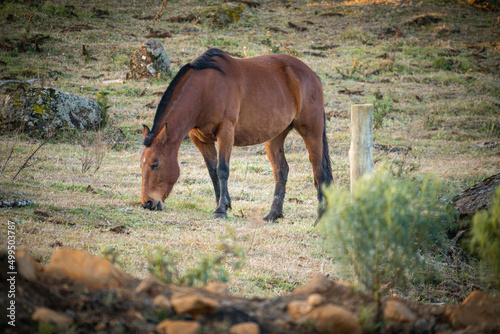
[318,167,454,318]
[471,187,500,282]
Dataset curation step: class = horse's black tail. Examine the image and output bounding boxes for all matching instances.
[321,113,333,188]
[316,113,333,223]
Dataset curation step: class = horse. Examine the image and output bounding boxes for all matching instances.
[141,48,333,221]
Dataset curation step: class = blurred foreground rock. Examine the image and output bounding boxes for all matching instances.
[1,87,103,136]
[129,38,171,80]
[4,249,500,333]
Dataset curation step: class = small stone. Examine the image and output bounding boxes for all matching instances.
[16,251,43,282]
[44,248,131,290]
[156,320,200,334]
[171,293,220,317]
[203,282,229,295]
[383,299,417,323]
[229,322,260,334]
[307,304,363,334]
[307,293,326,307]
[32,307,73,330]
[135,275,160,295]
[294,274,332,295]
[154,294,172,310]
[286,300,313,319]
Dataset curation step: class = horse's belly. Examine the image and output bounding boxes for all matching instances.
[233,107,295,146]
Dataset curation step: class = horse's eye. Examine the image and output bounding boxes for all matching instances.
[151,162,159,170]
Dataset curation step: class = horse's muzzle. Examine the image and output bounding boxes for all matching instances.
[142,199,163,211]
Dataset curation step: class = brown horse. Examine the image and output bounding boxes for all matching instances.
[141,48,332,221]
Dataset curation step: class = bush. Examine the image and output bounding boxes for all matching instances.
[318,168,454,315]
[471,187,500,280]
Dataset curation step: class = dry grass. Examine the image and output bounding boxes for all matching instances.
[0,0,499,300]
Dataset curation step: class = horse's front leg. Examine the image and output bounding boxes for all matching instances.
[189,132,220,205]
[214,121,234,218]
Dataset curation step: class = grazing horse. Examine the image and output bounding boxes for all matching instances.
[141,48,333,221]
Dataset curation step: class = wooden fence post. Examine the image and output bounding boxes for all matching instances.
[349,104,373,191]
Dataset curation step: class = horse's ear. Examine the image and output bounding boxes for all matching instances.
[158,123,168,145]
[142,125,150,139]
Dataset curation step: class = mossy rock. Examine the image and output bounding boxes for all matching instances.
[201,4,245,28]
[1,87,103,137]
[129,39,171,80]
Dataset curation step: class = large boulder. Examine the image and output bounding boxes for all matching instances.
[1,87,103,136]
[129,39,171,80]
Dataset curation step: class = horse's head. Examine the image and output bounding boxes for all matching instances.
[140,124,180,211]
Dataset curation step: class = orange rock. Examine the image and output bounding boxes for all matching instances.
[171,293,220,317]
[135,275,161,295]
[294,274,332,295]
[32,307,73,330]
[462,290,500,308]
[156,319,200,334]
[286,300,313,320]
[446,290,500,330]
[307,304,363,334]
[16,251,43,282]
[383,299,417,323]
[154,294,172,310]
[307,293,326,307]
[229,322,260,334]
[44,248,131,290]
[203,282,229,295]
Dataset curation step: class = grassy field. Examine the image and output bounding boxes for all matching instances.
[1,0,499,302]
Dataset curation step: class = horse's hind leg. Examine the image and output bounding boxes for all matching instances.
[264,126,293,222]
[189,132,220,206]
[294,116,333,219]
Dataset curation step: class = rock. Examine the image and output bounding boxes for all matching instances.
[156,319,200,334]
[16,251,43,282]
[44,248,131,290]
[229,322,260,334]
[203,282,229,295]
[445,290,500,330]
[293,273,332,295]
[383,299,417,323]
[286,300,313,320]
[129,39,171,80]
[171,293,220,317]
[307,304,363,334]
[154,294,172,310]
[462,290,500,307]
[307,293,326,307]
[32,307,73,330]
[287,301,362,334]
[1,87,103,136]
[135,275,161,295]
[201,4,245,28]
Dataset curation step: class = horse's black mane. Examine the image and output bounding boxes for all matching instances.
[144,48,229,147]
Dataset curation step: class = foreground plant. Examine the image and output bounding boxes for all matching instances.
[148,229,245,287]
[318,167,454,319]
[471,187,500,282]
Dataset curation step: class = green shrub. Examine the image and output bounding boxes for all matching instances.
[368,95,393,129]
[471,187,500,280]
[318,168,453,316]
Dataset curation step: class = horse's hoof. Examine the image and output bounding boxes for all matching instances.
[213,212,228,219]
[263,212,283,222]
